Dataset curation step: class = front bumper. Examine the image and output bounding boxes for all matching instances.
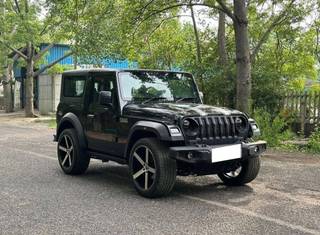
[169,141,267,164]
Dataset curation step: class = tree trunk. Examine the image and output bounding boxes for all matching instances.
[3,64,14,113]
[218,7,227,66]
[25,42,35,117]
[3,68,13,113]
[190,4,205,98]
[190,5,201,65]
[233,0,251,113]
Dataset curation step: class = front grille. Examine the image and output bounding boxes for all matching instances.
[182,115,246,145]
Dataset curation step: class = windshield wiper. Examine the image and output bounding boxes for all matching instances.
[175,97,196,103]
[142,97,168,104]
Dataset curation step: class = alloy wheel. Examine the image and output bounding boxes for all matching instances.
[58,135,74,169]
[224,166,242,178]
[131,145,156,190]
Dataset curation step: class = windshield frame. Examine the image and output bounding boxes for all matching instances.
[117,71,202,104]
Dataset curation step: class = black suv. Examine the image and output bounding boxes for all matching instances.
[55,69,266,198]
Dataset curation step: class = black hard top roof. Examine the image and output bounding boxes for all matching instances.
[62,68,191,76]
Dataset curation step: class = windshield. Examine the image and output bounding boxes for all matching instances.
[118,71,200,103]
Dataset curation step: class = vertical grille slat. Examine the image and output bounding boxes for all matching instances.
[211,117,217,139]
[224,116,230,137]
[230,116,236,137]
[205,117,212,140]
[197,117,206,140]
[218,117,224,138]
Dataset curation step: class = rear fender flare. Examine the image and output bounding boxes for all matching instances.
[57,112,87,149]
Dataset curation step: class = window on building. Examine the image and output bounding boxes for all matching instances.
[63,76,86,97]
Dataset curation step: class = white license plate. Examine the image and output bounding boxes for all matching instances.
[211,144,242,163]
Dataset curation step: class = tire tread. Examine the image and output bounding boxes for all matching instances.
[129,138,176,198]
[58,128,90,175]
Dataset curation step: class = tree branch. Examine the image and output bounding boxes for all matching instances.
[132,2,221,38]
[33,51,73,77]
[147,15,189,39]
[216,0,235,21]
[137,2,223,25]
[0,39,28,60]
[34,43,54,62]
[134,0,156,21]
[14,0,21,13]
[251,0,296,61]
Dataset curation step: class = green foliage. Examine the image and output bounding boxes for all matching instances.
[307,129,320,153]
[8,0,320,118]
[253,109,295,147]
[47,64,74,75]
[251,25,318,113]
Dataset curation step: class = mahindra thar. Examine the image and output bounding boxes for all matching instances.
[54,69,266,198]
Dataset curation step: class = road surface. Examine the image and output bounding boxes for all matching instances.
[0,120,319,234]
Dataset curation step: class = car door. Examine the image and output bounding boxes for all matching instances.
[85,73,122,156]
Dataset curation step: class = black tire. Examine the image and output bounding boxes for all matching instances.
[129,138,176,198]
[57,128,90,175]
[218,157,261,186]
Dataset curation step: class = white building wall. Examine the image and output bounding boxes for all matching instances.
[38,74,62,115]
[14,81,21,110]
[53,74,62,111]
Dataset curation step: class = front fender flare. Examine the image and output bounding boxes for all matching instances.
[124,121,184,159]
[128,121,185,142]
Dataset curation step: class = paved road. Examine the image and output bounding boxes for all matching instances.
[0,121,320,235]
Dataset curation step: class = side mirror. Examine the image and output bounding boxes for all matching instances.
[99,91,112,106]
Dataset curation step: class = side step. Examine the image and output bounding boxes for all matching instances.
[88,151,127,165]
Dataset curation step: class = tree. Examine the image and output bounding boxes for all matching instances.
[46,0,318,114]
[0,0,73,117]
[122,0,306,113]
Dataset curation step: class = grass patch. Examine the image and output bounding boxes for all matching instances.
[48,118,57,128]
[253,109,320,155]
[34,117,56,129]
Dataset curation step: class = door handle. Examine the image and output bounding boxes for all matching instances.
[87,114,94,118]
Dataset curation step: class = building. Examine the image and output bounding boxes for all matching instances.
[12,43,138,114]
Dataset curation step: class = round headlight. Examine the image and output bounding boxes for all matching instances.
[182,118,199,137]
[235,116,248,134]
[183,119,190,128]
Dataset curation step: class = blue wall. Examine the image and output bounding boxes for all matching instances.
[41,44,73,66]
[40,43,138,69]
[14,43,138,78]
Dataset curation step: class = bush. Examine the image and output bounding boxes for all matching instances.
[308,129,320,153]
[253,109,294,147]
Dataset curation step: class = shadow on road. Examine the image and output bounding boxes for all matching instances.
[69,162,255,203]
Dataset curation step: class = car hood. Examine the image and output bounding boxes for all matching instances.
[123,103,244,123]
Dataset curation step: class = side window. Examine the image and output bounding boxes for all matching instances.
[91,74,116,104]
[63,76,86,97]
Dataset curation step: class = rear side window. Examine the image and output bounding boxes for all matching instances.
[63,76,86,97]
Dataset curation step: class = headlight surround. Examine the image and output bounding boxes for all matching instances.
[235,116,248,135]
[248,118,261,137]
[182,118,199,137]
